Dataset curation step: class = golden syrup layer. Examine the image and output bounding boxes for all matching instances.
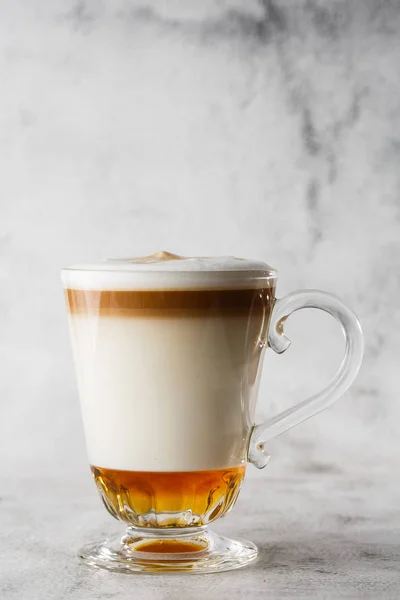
[92,465,246,528]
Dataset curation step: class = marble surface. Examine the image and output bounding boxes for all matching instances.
[3,464,400,599]
[1,0,399,471]
[1,0,400,597]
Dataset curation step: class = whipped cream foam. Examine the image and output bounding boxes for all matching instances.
[62,251,276,290]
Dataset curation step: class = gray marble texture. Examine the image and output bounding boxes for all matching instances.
[3,466,400,599]
[1,0,400,597]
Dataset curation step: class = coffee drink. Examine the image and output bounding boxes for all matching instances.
[63,251,363,573]
[63,252,275,527]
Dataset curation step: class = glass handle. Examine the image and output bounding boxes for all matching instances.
[248,290,364,468]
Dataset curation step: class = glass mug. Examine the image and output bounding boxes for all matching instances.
[62,252,363,574]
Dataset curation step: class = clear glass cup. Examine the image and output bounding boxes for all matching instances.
[62,252,363,574]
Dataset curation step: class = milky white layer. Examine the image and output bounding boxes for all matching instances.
[69,313,264,471]
[62,253,276,290]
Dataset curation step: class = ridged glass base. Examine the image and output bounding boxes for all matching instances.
[78,526,258,574]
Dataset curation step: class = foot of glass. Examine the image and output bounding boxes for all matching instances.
[78,526,258,574]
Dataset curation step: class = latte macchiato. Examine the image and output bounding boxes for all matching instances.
[63,252,275,526]
[63,251,363,573]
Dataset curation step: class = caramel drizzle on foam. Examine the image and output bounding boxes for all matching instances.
[106,250,249,265]
[107,250,247,265]
[107,251,186,265]
[65,287,275,318]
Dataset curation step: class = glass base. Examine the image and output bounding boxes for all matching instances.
[78,526,258,574]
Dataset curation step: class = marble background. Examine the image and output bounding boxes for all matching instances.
[1,1,400,597]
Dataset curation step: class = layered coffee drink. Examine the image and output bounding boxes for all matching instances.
[63,251,363,572]
[63,252,276,528]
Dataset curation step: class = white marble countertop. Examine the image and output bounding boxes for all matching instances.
[3,463,400,600]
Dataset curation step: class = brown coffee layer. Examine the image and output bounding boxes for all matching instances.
[65,287,275,317]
